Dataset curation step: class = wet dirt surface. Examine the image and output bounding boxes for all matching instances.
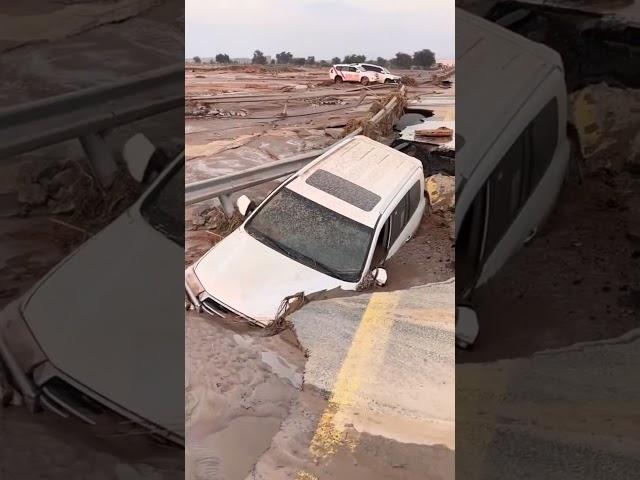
[385,210,455,291]
[185,312,304,480]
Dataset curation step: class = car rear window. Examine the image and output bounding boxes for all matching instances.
[305,169,381,211]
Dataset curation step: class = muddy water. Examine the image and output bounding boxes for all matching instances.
[185,313,305,480]
[188,416,282,480]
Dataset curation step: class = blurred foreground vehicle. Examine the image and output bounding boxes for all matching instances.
[455,9,570,348]
[186,135,425,327]
[0,136,185,444]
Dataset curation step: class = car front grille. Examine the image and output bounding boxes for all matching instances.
[201,297,230,317]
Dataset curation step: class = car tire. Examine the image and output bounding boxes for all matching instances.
[361,76,370,86]
[384,78,393,84]
[334,75,343,84]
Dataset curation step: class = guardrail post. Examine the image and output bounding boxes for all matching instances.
[79,132,118,189]
[219,194,235,217]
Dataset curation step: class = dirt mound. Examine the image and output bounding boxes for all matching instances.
[400,75,418,86]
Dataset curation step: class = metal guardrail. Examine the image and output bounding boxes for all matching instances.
[185,86,406,213]
[185,129,360,211]
[0,64,184,187]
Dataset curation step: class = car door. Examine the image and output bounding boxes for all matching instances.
[345,66,359,82]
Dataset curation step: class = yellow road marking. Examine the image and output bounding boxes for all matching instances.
[308,290,401,461]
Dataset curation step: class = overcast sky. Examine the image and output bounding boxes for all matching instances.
[186,0,454,61]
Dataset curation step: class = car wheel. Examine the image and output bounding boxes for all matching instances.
[384,78,393,84]
[361,76,370,86]
[334,75,343,84]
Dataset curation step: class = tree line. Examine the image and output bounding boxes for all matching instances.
[191,49,436,69]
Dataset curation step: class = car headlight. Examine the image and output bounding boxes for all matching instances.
[185,265,205,307]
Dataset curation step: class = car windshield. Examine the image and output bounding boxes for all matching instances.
[245,188,373,282]
[140,161,184,247]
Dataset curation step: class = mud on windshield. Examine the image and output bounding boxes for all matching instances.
[245,188,373,282]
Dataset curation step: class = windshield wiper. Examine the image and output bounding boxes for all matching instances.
[248,229,303,261]
[247,228,357,280]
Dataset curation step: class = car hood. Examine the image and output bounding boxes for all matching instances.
[22,212,184,439]
[194,228,351,325]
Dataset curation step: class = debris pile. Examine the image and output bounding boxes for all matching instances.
[425,173,455,240]
[187,205,243,233]
[14,158,141,231]
[16,160,84,215]
[400,76,418,86]
[186,102,248,118]
[303,96,346,107]
[570,83,640,174]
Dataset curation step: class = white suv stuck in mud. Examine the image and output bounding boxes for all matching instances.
[355,63,401,83]
[186,135,426,327]
[329,64,379,85]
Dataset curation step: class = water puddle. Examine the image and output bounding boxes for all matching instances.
[260,351,303,389]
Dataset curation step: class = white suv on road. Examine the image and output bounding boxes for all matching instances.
[329,64,379,85]
[355,63,401,83]
[186,135,426,327]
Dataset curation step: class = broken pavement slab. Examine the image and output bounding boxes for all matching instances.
[457,328,640,479]
[290,279,455,452]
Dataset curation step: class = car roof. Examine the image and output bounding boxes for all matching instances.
[456,8,563,183]
[287,135,421,227]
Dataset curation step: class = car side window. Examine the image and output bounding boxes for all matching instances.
[408,180,421,218]
[371,217,391,266]
[483,97,558,258]
[389,194,410,247]
[456,184,487,296]
[530,98,558,189]
[485,132,527,256]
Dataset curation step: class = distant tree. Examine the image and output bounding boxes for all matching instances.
[372,57,388,67]
[343,54,366,64]
[292,57,306,66]
[319,60,329,67]
[306,56,315,66]
[193,56,202,63]
[252,50,267,65]
[331,56,341,65]
[391,52,412,69]
[270,59,276,64]
[215,53,230,63]
[413,49,436,69]
[276,51,293,64]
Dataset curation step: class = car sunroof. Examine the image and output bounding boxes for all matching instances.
[305,169,381,211]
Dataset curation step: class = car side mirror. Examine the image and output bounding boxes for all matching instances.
[456,305,479,349]
[122,133,155,182]
[236,195,254,216]
[371,268,387,286]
